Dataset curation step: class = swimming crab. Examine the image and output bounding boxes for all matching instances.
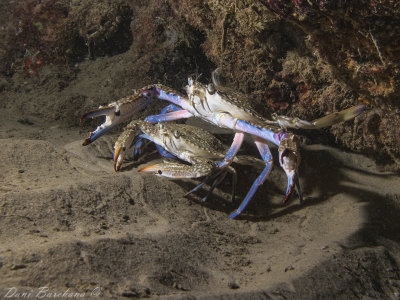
[81,70,365,218]
[113,120,238,202]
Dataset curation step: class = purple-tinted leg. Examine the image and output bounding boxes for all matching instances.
[133,136,145,161]
[230,138,273,219]
[185,132,243,199]
[216,132,245,168]
[155,144,177,159]
[132,104,184,160]
[133,133,176,160]
[145,110,193,123]
[160,104,182,114]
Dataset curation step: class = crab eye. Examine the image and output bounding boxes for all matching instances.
[207,83,215,94]
[173,130,180,138]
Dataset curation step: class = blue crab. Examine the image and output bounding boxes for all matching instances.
[112,120,239,202]
[81,70,365,218]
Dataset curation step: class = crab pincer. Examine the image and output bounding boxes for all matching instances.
[81,86,154,146]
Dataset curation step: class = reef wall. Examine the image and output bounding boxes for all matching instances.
[1,0,399,168]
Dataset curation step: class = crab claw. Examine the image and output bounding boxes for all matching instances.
[283,168,303,204]
[112,120,142,171]
[81,89,153,146]
[81,107,116,145]
[113,146,125,172]
[138,163,194,178]
[278,133,303,204]
[139,161,214,179]
[138,164,166,176]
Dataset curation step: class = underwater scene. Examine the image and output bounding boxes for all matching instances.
[1,1,400,299]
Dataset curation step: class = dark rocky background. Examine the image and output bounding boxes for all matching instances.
[1,0,399,169]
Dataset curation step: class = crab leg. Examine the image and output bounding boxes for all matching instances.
[214,113,280,146]
[203,171,228,202]
[155,144,176,159]
[214,113,303,208]
[145,110,193,123]
[132,104,184,160]
[160,104,183,113]
[185,132,243,197]
[132,135,177,161]
[133,136,146,161]
[152,84,190,108]
[184,169,223,196]
[216,132,245,168]
[273,104,366,129]
[230,138,273,219]
[186,165,237,202]
[202,166,237,202]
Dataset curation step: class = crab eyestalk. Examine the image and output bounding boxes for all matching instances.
[278,133,303,203]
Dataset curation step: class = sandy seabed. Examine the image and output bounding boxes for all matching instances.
[1,52,400,299]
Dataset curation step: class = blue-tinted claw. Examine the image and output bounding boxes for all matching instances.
[283,171,302,204]
[278,133,302,204]
[82,124,114,146]
[82,90,153,146]
[284,172,294,204]
[81,106,124,146]
[81,107,116,145]
[153,84,188,108]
